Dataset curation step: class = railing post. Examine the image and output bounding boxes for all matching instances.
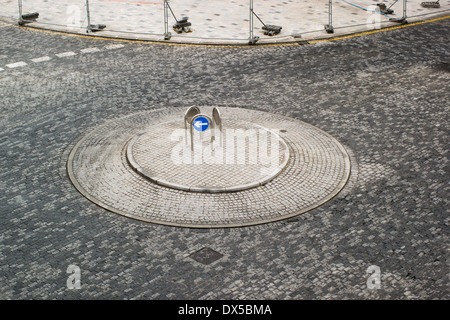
[248,0,259,44]
[18,0,23,21]
[85,0,91,32]
[163,0,171,40]
[389,0,408,24]
[249,0,254,40]
[325,0,334,33]
[403,0,407,21]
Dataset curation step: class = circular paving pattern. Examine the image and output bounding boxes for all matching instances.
[67,107,351,228]
[126,119,290,192]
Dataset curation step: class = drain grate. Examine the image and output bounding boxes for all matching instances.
[189,247,223,265]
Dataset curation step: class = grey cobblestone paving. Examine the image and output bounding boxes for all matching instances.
[0,18,449,299]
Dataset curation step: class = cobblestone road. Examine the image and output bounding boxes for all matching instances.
[0,18,449,299]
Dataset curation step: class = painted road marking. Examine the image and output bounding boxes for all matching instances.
[0,44,125,71]
[6,61,27,68]
[1,43,125,71]
[31,56,52,63]
[80,47,101,54]
[105,44,125,50]
[55,51,77,58]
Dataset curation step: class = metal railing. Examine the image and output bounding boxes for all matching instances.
[6,0,450,44]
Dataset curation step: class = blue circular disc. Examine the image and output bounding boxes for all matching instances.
[193,117,210,132]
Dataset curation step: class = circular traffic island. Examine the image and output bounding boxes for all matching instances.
[126,118,290,193]
[67,106,351,228]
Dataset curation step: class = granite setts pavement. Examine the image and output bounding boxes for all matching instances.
[0,13,448,299]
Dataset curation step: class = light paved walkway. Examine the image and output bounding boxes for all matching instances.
[1,0,449,44]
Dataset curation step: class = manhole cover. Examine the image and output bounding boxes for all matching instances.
[67,106,351,228]
[189,247,223,265]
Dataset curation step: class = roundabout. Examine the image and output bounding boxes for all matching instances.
[125,117,291,193]
[67,106,351,228]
